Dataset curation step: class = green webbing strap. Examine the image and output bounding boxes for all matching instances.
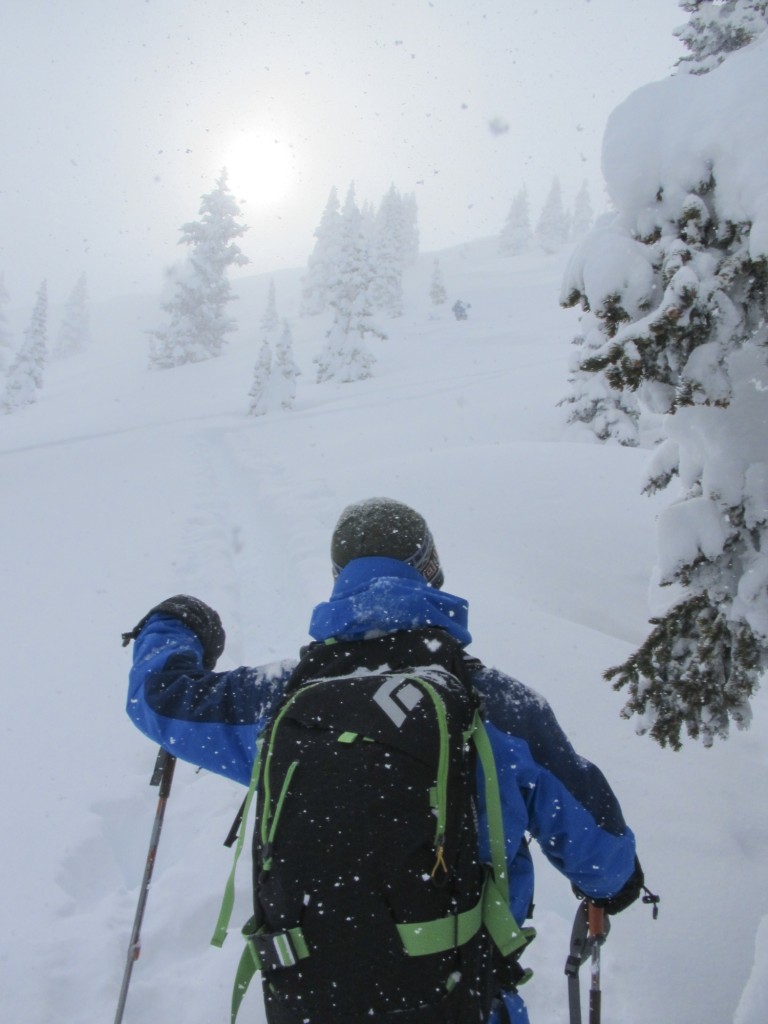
[471,712,509,905]
[231,921,260,1024]
[472,712,535,957]
[411,676,450,843]
[483,871,535,957]
[210,741,263,948]
[397,891,484,955]
[263,760,298,870]
[232,919,310,1024]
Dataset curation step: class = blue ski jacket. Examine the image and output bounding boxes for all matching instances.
[127,558,637,1023]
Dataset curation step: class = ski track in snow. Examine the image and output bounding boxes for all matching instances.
[1,244,767,1024]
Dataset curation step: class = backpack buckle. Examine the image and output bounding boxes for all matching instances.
[248,925,310,972]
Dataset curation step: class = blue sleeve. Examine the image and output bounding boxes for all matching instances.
[126,614,295,786]
[474,667,637,903]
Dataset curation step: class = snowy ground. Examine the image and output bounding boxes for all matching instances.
[1,241,767,1024]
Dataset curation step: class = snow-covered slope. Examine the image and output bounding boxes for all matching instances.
[1,242,766,1023]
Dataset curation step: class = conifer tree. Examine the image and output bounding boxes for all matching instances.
[261,279,280,337]
[371,184,406,318]
[675,0,768,73]
[429,258,447,308]
[54,273,91,357]
[274,319,300,410]
[248,339,274,416]
[2,281,48,413]
[564,116,768,750]
[570,181,595,240]
[399,192,420,266]
[300,187,342,316]
[499,187,532,254]
[0,274,14,374]
[316,184,385,383]
[149,170,249,368]
[535,178,569,253]
[315,309,377,384]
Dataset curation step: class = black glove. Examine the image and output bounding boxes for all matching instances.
[122,594,226,669]
[572,856,645,915]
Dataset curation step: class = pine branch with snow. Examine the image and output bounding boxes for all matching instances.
[675,0,768,75]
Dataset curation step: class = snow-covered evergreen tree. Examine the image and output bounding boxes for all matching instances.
[248,339,274,416]
[430,258,447,308]
[535,178,570,253]
[149,170,249,368]
[675,0,768,74]
[0,274,14,374]
[371,185,406,318]
[570,181,595,240]
[315,310,377,384]
[2,281,47,413]
[565,33,768,748]
[399,192,420,266]
[274,319,300,410]
[315,184,385,383]
[499,187,532,254]
[54,273,91,358]
[260,279,280,337]
[300,187,342,316]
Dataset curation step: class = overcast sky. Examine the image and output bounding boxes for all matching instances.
[1,0,684,308]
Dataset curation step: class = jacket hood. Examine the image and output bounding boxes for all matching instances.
[308,556,471,646]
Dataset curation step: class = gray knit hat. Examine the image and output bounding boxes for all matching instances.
[330,497,444,589]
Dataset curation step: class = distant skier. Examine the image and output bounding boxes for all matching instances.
[124,497,645,1024]
[452,299,470,320]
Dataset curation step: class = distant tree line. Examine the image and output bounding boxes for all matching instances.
[498,179,595,257]
[1,273,91,415]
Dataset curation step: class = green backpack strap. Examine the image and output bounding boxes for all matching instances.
[210,740,263,949]
[471,711,536,958]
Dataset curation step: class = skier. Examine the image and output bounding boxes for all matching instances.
[124,497,644,1024]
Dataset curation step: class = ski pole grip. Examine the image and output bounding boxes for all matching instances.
[588,903,606,940]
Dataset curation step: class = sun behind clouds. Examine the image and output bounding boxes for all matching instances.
[220,130,296,208]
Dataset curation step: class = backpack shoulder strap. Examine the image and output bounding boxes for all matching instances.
[471,710,536,958]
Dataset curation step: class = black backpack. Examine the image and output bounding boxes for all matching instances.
[212,629,533,1024]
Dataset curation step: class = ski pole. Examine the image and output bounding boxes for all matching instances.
[114,747,177,1024]
[587,904,606,1024]
[565,899,608,1024]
